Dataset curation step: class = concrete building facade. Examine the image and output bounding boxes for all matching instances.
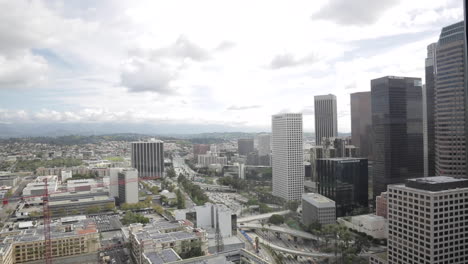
[314,94,337,145]
[131,140,164,178]
[272,113,304,201]
[387,176,468,264]
[118,168,139,204]
[301,193,336,226]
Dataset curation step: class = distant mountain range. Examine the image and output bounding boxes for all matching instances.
[0,122,350,139]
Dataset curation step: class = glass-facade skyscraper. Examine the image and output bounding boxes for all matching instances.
[371,76,424,198]
[316,157,368,217]
[434,21,467,177]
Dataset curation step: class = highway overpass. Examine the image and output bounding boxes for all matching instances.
[237,210,291,223]
[238,223,320,241]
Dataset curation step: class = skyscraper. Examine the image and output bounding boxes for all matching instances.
[435,21,467,176]
[350,91,372,158]
[257,134,271,166]
[131,140,164,178]
[272,113,304,201]
[387,176,468,264]
[371,76,424,198]
[316,158,368,217]
[314,94,337,145]
[424,43,437,177]
[256,134,271,156]
[237,138,254,156]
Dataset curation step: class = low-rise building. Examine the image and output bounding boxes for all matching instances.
[301,193,336,226]
[22,176,58,196]
[175,203,236,238]
[197,154,227,167]
[338,214,387,239]
[66,179,98,192]
[375,192,388,218]
[0,174,19,187]
[126,220,208,264]
[0,219,100,264]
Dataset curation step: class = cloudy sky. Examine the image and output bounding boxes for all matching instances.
[0,0,463,133]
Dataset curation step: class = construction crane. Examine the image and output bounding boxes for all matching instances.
[0,175,172,263]
[42,178,52,264]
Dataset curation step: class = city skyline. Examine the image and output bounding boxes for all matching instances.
[0,0,464,134]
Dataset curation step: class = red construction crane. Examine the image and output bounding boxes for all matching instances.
[42,178,53,264]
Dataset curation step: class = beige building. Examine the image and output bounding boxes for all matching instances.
[0,219,100,264]
[126,220,208,264]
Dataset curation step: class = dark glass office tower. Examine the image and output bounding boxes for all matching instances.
[131,140,164,178]
[238,138,254,156]
[316,158,368,217]
[435,22,466,176]
[371,76,424,198]
[424,43,437,177]
[314,94,337,145]
[350,91,372,158]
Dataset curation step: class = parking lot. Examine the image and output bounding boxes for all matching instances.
[90,214,123,232]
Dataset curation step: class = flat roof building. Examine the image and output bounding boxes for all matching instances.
[387,176,468,264]
[301,193,336,226]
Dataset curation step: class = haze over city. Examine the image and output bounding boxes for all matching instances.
[0,0,463,135]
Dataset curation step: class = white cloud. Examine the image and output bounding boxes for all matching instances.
[312,0,399,25]
[0,0,464,133]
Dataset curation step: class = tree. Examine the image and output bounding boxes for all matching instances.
[150,186,159,194]
[167,167,176,178]
[285,200,300,212]
[86,206,100,214]
[121,211,149,225]
[259,203,272,214]
[104,203,116,211]
[152,205,164,215]
[160,195,169,205]
[268,214,284,225]
[308,220,322,234]
[176,189,186,209]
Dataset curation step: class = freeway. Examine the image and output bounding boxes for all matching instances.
[257,236,337,258]
[239,223,319,240]
[237,210,291,223]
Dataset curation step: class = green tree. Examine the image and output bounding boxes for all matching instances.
[150,186,160,194]
[166,167,176,178]
[268,214,284,225]
[86,206,100,214]
[121,211,149,225]
[152,205,164,215]
[176,189,186,209]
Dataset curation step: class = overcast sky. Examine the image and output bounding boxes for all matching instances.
[0,0,463,133]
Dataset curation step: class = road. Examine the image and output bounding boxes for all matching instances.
[256,236,337,258]
[237,210,291,223]
[239,223,320,240]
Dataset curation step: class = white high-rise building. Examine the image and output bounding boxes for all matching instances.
[257,134,271,156]
[118,168,139,204]
[272,113,304,201]
[387,176,468,264]
[110,168,138,204]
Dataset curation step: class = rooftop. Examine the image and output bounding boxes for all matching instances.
[405,176,468,191]
[143,248,181,264]
[302,193,335,207]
